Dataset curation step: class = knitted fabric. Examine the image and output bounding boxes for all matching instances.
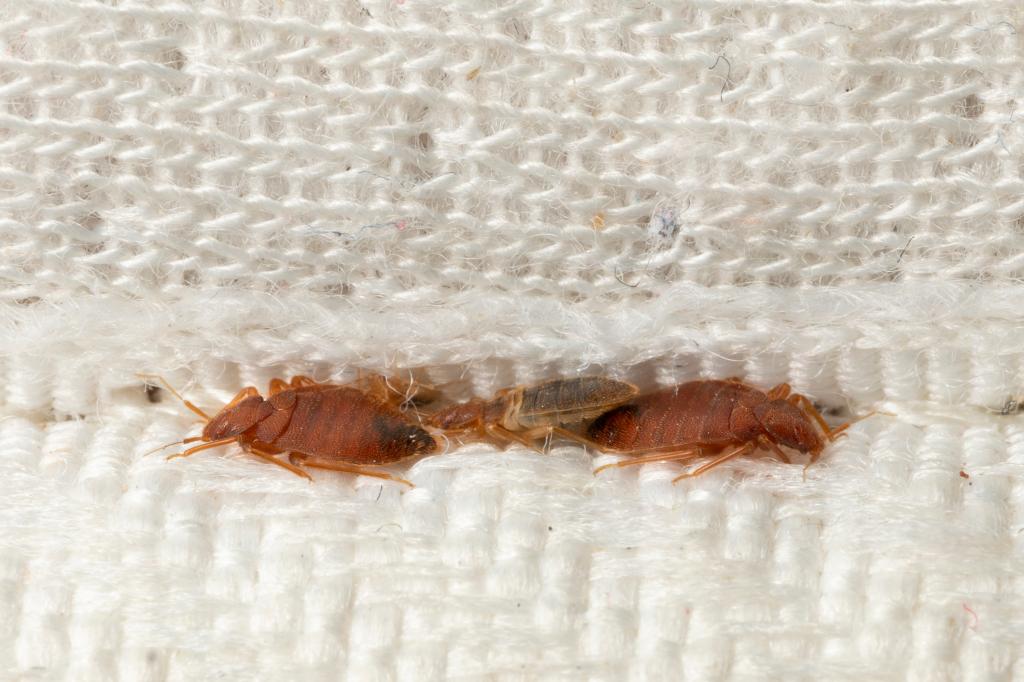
[1,1,1023,679]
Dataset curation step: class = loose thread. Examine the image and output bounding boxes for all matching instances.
[307,219,410,242]
[895,236,914,264]
[962,603,979,630]
[708,55,733,102]
[614,268,640,288]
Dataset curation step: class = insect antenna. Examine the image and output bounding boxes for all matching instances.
[167,437,237,461]
[137,374,211,421]
[141,436,203,457]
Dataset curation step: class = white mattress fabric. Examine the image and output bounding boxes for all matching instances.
[2,1,1024,679]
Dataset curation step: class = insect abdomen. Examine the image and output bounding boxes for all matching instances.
[588,381,762,450]
[270,387,437,465]
[517,376,637,428]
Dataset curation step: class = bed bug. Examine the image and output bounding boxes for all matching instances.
[586,379,864,483]
[140,374,440,486]
[425,376,638,450]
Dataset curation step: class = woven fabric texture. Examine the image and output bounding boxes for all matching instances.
[2,0,1024,679]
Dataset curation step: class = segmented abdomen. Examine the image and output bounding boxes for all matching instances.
[271,387,437,464]
[516,376,637,428]
[587,381,764,451]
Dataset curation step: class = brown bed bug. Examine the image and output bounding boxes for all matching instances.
[425,376,638,450]
[585,379,866,483]
[140,374,440,486]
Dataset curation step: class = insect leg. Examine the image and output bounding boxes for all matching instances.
[539,426,649,454]
[510,425,639,455]
[358,373,395,402]
[828,411,879,439]
[757,436,791,464]
[393,372,442,405]
[137,374,211,421]
[766,382,792,400]
[222,386,261,409]
[788,393,833,435]
[484,424,547,453]
[501,425,586,453]
[592,446,704,475]
[288,454,414,488]
[672,442,756,483]
[267,376,321,395]
[351,373,438,408]
[166,437,237,460]
[789,393,864,442]
[246,446,313,480]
